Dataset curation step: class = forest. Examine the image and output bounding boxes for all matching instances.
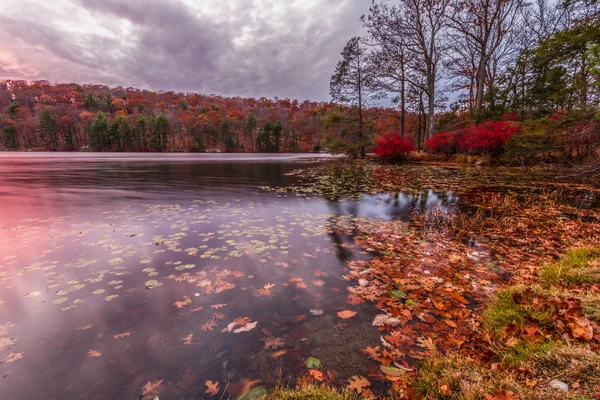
[0,0,599,167]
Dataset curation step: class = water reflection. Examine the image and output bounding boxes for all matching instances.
[0,154,463,399]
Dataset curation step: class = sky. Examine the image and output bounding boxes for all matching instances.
[0,0,370,101]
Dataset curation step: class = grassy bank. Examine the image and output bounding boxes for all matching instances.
[413,246,600,400]
[255,247,600,399]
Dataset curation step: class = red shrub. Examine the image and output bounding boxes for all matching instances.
[373,134,415,161]
[459,121,519,156]
[425,132,461,155]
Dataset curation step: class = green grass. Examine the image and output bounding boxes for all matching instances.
[501,341,556,366]
[257,385,358,400]
[541,247,600,286]
[481,286,554,332]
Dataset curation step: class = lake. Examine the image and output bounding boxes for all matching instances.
[1,153,472,400]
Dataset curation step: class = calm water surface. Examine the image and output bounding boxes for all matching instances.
[0,153,456,400]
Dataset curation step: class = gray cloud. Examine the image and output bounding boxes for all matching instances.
[0,0,369,100]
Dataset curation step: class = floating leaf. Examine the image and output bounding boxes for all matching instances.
[233,321,257,333]
[87,349,102,357]
[306,356,321,369]
[310,309,323,316]
[204,380,219,396]
[0,352,23,365]
[142,379,164,396]
[105,295,119,302]
[24,292,41,298]
[337,310,357,319]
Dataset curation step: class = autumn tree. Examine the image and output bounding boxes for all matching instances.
[330,37,376,158]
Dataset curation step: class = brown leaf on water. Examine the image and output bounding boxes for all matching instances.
[347,375,370,393]
[87,350,102,357]
[234,317,251,326]
[174,296,192,308]
[263,336,284,349]
[271,349,288,358]
[362,346,381,360]
[201,319,217,332]
[204,380,219,396]
[227,378,262,398]
[211,303,227,309]
[0,337,16,350]
[308,369,325,382]
[113,332,130,339]
[347,294,364,305]
[190,306,204,312]
[295,314,307,322]
[142,379,164,396]
[182,333,193,345]
[0,321,15,336]
[0,352,23,365]
[337,310,357,319]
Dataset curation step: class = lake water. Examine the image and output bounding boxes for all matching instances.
[0,153,463,400]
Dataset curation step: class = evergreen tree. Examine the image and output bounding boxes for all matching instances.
[151,114,169,151]
[2,125,18,149]
[245,112,257,151]
[256,121,272,152]
[272,120,282,152]
[39,109,59,150]
[84,94,98,110]
[89,112,109,150]
[220,119,235,152]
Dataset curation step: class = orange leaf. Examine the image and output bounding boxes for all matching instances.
[113,332,130,339]
[204,380,219,396]
[182,333,193,345]
[309,369,325,382]
[142,379,164,396]
[337,310,357,319]
[87,350,102,357]
[347,375,370,393]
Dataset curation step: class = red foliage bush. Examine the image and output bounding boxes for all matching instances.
[373,134,415,161]
[425,132,461,155]
[458,121,520,156]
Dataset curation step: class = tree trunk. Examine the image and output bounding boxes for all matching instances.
[475,54,488,122]
[427,79,436,139]
[400,55,406,138]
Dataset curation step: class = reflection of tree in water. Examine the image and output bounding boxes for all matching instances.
[324,190,460,263]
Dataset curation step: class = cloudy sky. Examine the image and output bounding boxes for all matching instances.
[0,0,370,101]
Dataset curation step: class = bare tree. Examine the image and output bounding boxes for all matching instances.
[448,0,524,120]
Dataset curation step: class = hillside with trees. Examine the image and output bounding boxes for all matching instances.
[0,79,411,153]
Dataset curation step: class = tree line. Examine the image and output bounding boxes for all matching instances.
[330,0,600,159]
[0,80,409,153]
